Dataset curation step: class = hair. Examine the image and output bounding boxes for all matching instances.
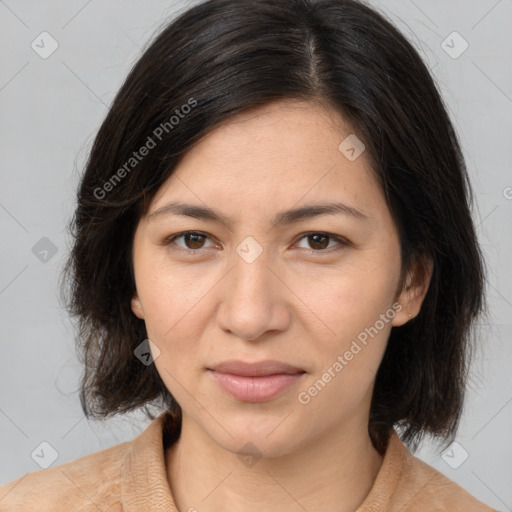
[60,0,486,454]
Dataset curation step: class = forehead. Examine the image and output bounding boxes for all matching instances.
[186,99,355,169]
[148,99,385,223]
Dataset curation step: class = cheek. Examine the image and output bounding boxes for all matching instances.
[294,247,400,396]
[296,269,396,419]
[136,256,214,341]
[135,261,220,403]
[302,256,399,340]
[139,267,209,400]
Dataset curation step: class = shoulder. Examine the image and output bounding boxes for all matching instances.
[393,438,497,511]
[0,440,130,512]
[359,432,498,512]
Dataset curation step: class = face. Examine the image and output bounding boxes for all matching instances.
[131,99,430,458]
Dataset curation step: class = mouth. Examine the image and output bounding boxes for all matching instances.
[207,359,306,403]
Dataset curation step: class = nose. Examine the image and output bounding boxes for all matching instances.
[215,244,291,342]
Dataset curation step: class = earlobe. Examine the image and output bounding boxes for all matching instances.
[131,294,145,319]
[391,257,433,327]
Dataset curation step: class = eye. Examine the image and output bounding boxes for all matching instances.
[295,232,349,252]
[164,231,217,252]
[163,230,349,254]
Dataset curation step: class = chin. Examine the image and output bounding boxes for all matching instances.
[202,412,308,461]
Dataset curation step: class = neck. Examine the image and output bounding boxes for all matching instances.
[166,413,383,512]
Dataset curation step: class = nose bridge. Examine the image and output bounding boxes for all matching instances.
[217,236,289,340]
[230,237,276,308]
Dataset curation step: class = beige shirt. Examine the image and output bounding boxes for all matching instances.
[0,411,498,511]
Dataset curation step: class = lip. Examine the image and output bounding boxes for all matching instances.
[207,360,306,403]
[208,359,305,376]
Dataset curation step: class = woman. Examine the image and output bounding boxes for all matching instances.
[0,0,498,510]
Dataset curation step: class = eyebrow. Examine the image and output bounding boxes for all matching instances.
[147,201,368,228]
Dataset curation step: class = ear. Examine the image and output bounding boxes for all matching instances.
[131,293,145,319]
[392,255,433,327]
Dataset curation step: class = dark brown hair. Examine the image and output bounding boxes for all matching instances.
[60,0,486,453]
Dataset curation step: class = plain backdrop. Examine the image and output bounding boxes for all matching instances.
[0,0,511,509]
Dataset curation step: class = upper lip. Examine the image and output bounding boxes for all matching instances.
[208,360,305,377]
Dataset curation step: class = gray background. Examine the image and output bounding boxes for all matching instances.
[0,0,511,509]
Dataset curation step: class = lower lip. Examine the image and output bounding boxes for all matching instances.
[209,371,305,403]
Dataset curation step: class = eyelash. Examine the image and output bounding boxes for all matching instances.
[162,230,350,255]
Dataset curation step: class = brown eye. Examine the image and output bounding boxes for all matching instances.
[165,231,215,251]
[183,232,206,249]
[295,232,348,252]
[308,234,329,250]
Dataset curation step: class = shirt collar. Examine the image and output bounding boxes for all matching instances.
[121,411,179,511]
[120,410,404,510]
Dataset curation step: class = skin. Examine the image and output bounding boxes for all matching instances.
[130,99,432,512]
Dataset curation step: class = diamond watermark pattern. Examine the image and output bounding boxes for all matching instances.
[441,32,469,59]
[31,441,59,469]
[134,338,161,366]
[237,442,262,468]
[31,32,59,59]
[338,134,366,161]
[441,441,469,469]
[32,237,58,263]
[236,236,263,263]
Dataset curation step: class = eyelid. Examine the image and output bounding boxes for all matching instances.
[163,230,350,254]
[164,231,218,252]
[295,231,350,252]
